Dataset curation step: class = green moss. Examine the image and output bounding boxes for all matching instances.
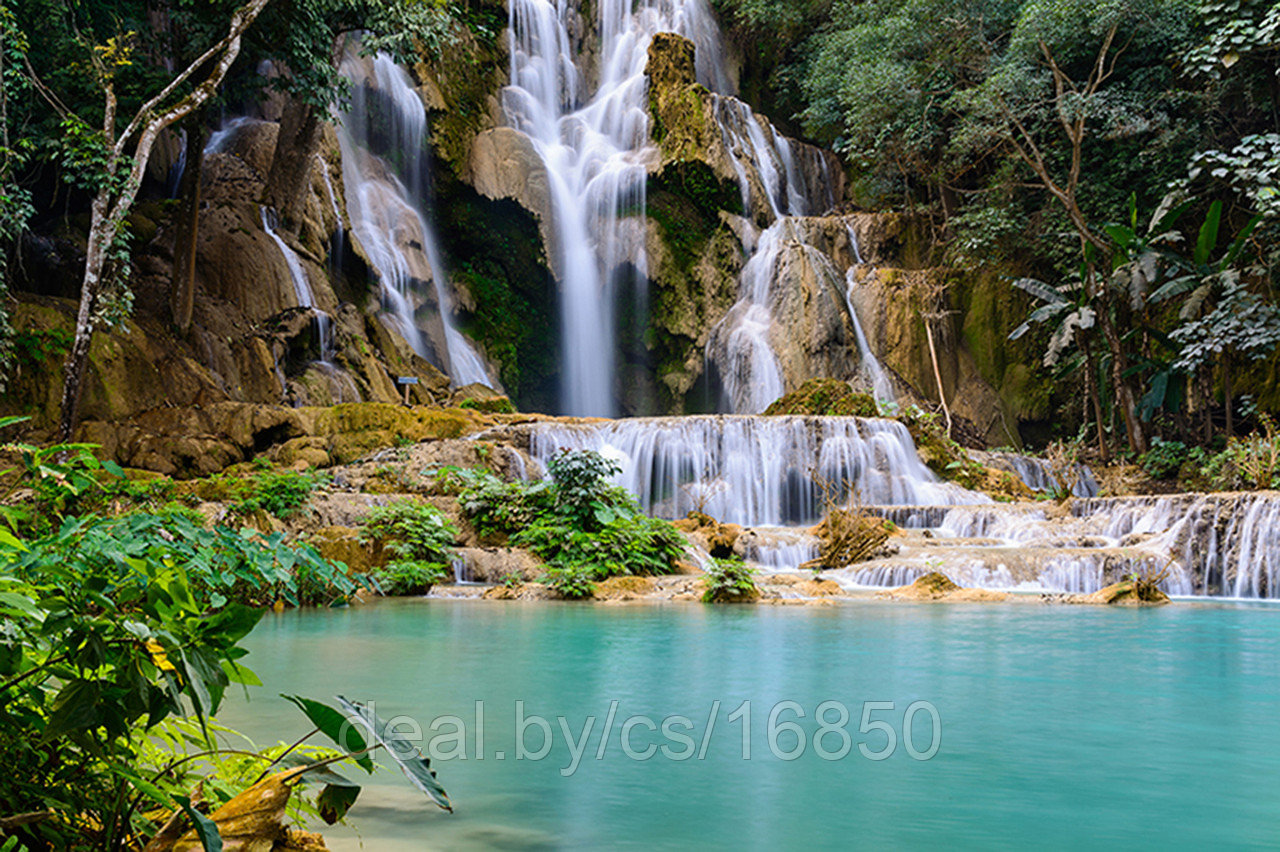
[432,169,558,411]
[421,1,508,178]
[647,161,743,277]
[763,379,878,417]
[459,396,515,414]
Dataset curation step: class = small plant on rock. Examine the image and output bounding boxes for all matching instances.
[702,557,759,603]
[544,563,596,599]
[374,560,451,596]
[360,500,458,595]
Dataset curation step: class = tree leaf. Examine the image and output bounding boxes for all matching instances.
[335,695,452,812]
[282,695,374,772]
[1194,201,1222,266]
[174,794,223,852]
[317,782,362,825]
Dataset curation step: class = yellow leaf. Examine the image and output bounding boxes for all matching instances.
[1222,50,1240,68]
[145,640,176,672]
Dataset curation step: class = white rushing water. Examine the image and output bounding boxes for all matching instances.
[526,415,988,526]
[843,225,896,405]
[337,49,491,388]
[505,0,737,416]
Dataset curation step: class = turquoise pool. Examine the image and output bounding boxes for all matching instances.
[221,599,1280,849]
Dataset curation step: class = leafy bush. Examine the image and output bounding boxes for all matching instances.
[437,465,553,538]
[546,448,628,526]
[543,563,596,599]
[360,500,458,595]
[235,469,328,519]
[0,502,442,849]
[443,450,688,586]
[1141,438,1188,480]
[516,513,686,578]
[374,560,451,595]
[702,557,759,603]
[360,499,457,561]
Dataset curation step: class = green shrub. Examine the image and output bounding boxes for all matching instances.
[360,499,458,595]
[439,466,553,538]
[444,449,688,586]
[234,469,328,518]
[702,557,759,603]
[1141,438,1188,480]
[543,563,596,599]
[374,559,451,595]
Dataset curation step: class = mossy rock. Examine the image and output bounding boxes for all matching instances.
[763,379,877,417]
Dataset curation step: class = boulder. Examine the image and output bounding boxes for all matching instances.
[309,526,383,574]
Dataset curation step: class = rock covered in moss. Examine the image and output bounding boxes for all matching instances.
[764,379,877,417]
[1074,580,1171,606]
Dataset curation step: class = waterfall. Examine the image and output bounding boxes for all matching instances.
[504,0,729,416]
[842,224,896,405]
[705,221,789,413]
[525,415,989,526]
[979,451,1100,499]
[337,49,491,388]
[316,154,345,272]
[260,206,315,309]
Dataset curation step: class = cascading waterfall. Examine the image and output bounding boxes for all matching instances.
[504,0,732,416]
[525,415,988,526]
[842,224,896,405]
[337,49,491,388]
[259,206,336,362]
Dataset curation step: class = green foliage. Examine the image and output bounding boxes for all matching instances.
[518,513,688,580]
[702,557,759,603]
[445,450,688,584]
[234,469,328,519]
[546,448,629,528]
[359,499,457,561]
[373,560,450,596]
[1141,438,1188,480]
[0,419,127,535]
[439,465,554,539]
[0,518,264,848]
[359,499,458,595]
[543,563,597,599]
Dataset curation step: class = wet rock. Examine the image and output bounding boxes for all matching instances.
[673,512,741,558]
[881,571,1010,602]
[455,548,541,583]
[309,526,383,574]
[1073,580,1170,606]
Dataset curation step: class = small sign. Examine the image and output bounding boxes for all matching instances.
[397,377,420,386]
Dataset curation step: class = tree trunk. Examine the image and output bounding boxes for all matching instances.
[1096,305,1147,454]
[923,314,952,439]
[170,117,207,334]
[59,194,112,441]
[262,98,322,233]
[1080,337,1109,461]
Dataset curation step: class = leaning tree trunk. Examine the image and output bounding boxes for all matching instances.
[55,0,273,441]
[58,196,113,441]
[261,99,322,233]
[170,117,208,334]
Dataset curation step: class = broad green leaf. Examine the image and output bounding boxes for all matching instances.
[336,695,452,812]
[1194,201,1222,266]
[174,795,223,852]
[282,695,374,772]
[221,659,262,687]
[317,782,362,825]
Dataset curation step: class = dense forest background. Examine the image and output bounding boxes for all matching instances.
[0,0,1277,462]
[712,0,1280,455]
